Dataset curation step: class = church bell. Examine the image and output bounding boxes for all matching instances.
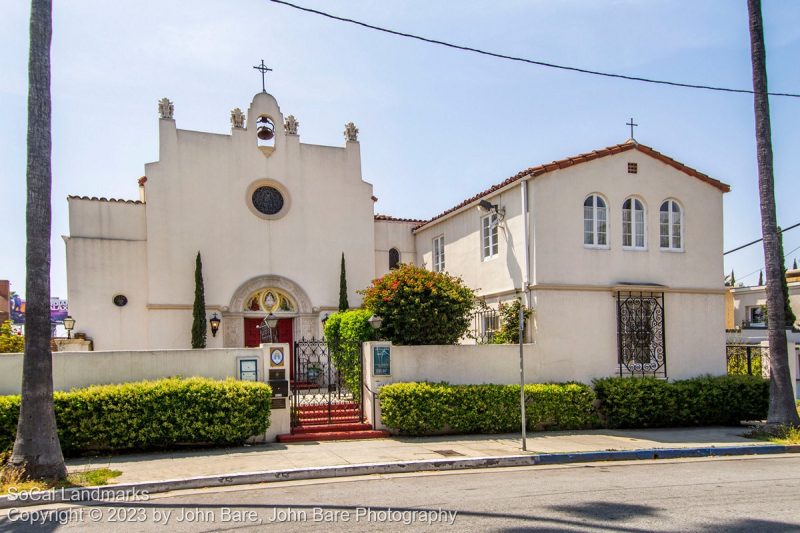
[257,125,274,140]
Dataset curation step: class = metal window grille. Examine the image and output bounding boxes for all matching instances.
[616,290,666,377]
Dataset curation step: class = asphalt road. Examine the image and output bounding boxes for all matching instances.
[2,455,799,532]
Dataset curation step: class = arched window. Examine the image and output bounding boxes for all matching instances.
[389,248,400,269]
[583,194,607,247]
[622,198,646,249]
[660,200,683,250]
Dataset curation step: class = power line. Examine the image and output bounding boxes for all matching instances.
[269,0,800,99]
[724,221,800,255]
[734,243,800,283]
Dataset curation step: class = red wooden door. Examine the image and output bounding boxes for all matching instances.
[244,318,261,347]
[276,318,294,374]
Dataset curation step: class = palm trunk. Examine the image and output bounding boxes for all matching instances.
[747,0,800,426]
[8,0,67,479]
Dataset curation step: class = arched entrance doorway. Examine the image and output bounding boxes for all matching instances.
[225,275,314,349]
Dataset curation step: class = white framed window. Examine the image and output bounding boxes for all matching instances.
[748,305,766,327]
[622,197,646,249]
[659,199,683,250]
[432,235,445,272]
[481,213,499,260]
[583,194,608,247]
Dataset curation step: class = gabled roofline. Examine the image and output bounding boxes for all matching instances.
[412,140,730,232]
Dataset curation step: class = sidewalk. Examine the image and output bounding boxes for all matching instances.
[68,426,768,485]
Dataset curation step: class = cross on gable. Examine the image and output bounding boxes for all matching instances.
[253,60,273,93]
[626,117,638,140]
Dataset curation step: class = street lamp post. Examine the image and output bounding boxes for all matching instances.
[63,315,75,339]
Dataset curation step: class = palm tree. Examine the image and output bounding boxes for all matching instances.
[8,0,67,479]
[747,0,800,427]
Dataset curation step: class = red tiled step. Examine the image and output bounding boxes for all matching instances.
[277,430,390,443]
[297,416,363,426]
[297,409,360,419]
[297,402,359,412]
[292,422,373,434]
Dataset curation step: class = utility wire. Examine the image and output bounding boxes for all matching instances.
[270,0,800,99]
[734,243,800,283]
[724,221,800,255]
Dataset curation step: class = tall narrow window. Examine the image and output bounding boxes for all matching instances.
[583,194,607,247]
[388,248,400,269]
[432,235,445,272]
[622,198,646,249]
[659,200,682,250]
[481,213,499,260]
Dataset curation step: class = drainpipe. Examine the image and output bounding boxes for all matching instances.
[520,180,531,317]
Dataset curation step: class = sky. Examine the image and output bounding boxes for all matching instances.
[1,0,799,301]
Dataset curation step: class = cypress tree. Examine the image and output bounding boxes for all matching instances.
[729,270,736,287]
[777,229,797,327]
[338,252,349,311]
[191,252,207,348]
[794,258,798,270]
[758,270,763,286]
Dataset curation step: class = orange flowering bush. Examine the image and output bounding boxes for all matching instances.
[360,264,474,345]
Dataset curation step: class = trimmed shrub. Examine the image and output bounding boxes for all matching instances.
[360,264,475,345]
[379,382,597,435]
[324,309,376,400]
[0,321,24,354]
[593,375,768,428]
[0,377,271,455]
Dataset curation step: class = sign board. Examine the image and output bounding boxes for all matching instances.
[238,358,259,381]
[372,345,391,376]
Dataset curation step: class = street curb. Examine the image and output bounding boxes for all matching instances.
[2,444,797,509]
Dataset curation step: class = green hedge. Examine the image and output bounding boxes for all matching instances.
[593,375,769,428]
[379,382,597,435]
[0,377,272,454]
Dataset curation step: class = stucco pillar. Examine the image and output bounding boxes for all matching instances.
[362,341,393,431]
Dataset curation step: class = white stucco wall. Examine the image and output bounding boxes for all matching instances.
[414,185,526,297]
[374,219,417,278]
[0,347,261,395]
[531,150,724,288]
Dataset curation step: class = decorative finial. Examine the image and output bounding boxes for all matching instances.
[230,108,245,129]
[626,117,638,141]
[284,115,299,135]
[253,60,273,93]
[344,122,359,142]
[158,98,174,119]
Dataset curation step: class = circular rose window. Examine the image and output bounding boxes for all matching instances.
[251,186,284,215]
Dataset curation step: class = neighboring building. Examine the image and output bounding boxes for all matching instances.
[0,280,9,324]
[728,269,800,334]
[66,88,731,380]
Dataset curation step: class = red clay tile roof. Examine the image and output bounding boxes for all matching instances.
[67,195,143,204]
[413,140,730,231]
[374,214,426,223]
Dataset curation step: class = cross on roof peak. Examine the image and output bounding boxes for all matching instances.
[626,117,638,141]
[253,60,273,93]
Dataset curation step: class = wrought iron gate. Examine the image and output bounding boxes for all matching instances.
[291,338,364,428]
[616,290,666,378]
[726,344,765,376]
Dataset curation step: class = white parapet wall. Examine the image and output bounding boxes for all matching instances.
[0,345,291,442]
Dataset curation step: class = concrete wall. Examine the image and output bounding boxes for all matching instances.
[0,344,291,441]
[0,347,262,394]
[374,219,417,278]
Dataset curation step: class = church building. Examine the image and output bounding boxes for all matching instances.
[65,86,730,379]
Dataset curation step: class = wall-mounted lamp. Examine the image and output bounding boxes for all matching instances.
[63,315,76,339]
[477,199,506,221]
[209,313,221,337]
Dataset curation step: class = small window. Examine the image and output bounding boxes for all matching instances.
[432,235,445,272]
[388,248,400,270]
[622,198,646,249]
[627,162,638,174]
[748,306,766,327]
[659,200,683,250]
[583,194,608,247]
[481,213,499,260]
